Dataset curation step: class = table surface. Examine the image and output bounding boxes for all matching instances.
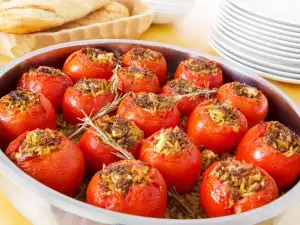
[0,0,299,225]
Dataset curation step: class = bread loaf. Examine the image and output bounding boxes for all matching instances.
[0,0,110,34]
[60,2,130,29]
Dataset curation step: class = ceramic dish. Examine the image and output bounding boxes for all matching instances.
[0,39,299,225]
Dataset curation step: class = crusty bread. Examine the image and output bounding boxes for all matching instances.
[60,2,130,30]
[0,0,110,34]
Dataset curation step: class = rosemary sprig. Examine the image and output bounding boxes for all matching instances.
[109,53,123,94]
[78,110,135,160]
[68,93,128,139]
[168,187,196,218]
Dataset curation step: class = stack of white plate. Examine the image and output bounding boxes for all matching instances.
[210,0,300,84]
[143,0,196,24]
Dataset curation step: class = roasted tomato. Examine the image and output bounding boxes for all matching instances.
[5,128,85,196]
[200,159,278,217]
[86,159,167,218]
[216,82,268,127]
[236,121,300,191]
[79,115,144,174]
[117,66,159,94]
[139,127,202,194]
[186,99,248,154]
[161,79,206,115]
[63,47,116,83]
[116,93,181,136]
[0,89,56,148]
[174,57,223,89]
[18,66,73,111]
[62,78,115,125]
[122,47,167,86]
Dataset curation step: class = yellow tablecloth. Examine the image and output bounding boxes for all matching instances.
[0,0,299,224]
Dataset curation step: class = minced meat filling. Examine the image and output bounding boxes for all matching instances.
[1,89,39,112]
[263,121,300,157]
[74,78,109,96]
[183,57,220,75]
[133,93,174,113]
[96,115,143,149]
[208,100,240,131]
[83,47,115,65]
[168,79,199,95]
[30,66,65,76]
[120,66,156,79]
[232,82,260,99]
[15,129,63,161]
[153,127,189,155]
[130,47,162,61]
[100,160,152,195]
[211,159,265,209]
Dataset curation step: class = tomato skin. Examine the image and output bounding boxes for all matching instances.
[116,95,181,137]
[79,123,143,175]
[0,93,56,148]
[5,131,86,196]
[185,99,248,154]
[118,67,160,94]
[200,161,279,217]
[174,61,223,89]
[18,70,73,111]
[86,160,167,218]
[122,49,167,86]
[216,82,268,127]
[62,87,115,125]
[139,131,202,194]
[160,83,205,116]
[235,122,300,191]
[62,49,114,83]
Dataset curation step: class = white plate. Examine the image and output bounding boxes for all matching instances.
[229,0,300,28]
[212,25,300,66]
[224,0,300,33]
[219,9,300,44]
[217,13,300,50]
[209,38,300,84]
[215,21,300,60]
[211,26,300,77]
[216,16,300,54]
[221,1,300,38]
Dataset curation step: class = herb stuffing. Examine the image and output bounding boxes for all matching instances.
[14,129,63,161]
[120,66,156,79]
[232,82,260,99]
[1,89,39,112]
[263,121,300,157]
[168,79,200,95]
[130,47,162,61]
[183,57,220,76]
[211,159,265,210]
[74,78,109,96]
[100,160,152,195]
[29,66,65,76]
[83,47,115,65]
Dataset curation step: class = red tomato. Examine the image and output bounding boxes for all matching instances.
[62,47,116,83]
[122,47,167,86]
[161,79,206,115]
[216,82,268,127]
[79,115,144,174]
[118,66,159,94]
[18,66,73,111]
[139,127,202,194]
[62,78,115,125]
[185,99,248,154]
[5,129,85,196]
[86,160,167,218]
[174,57,223,89]
[0,89,56,148]
[236,121,300,191]
[200,159,278,217]
[116,93,181,137]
